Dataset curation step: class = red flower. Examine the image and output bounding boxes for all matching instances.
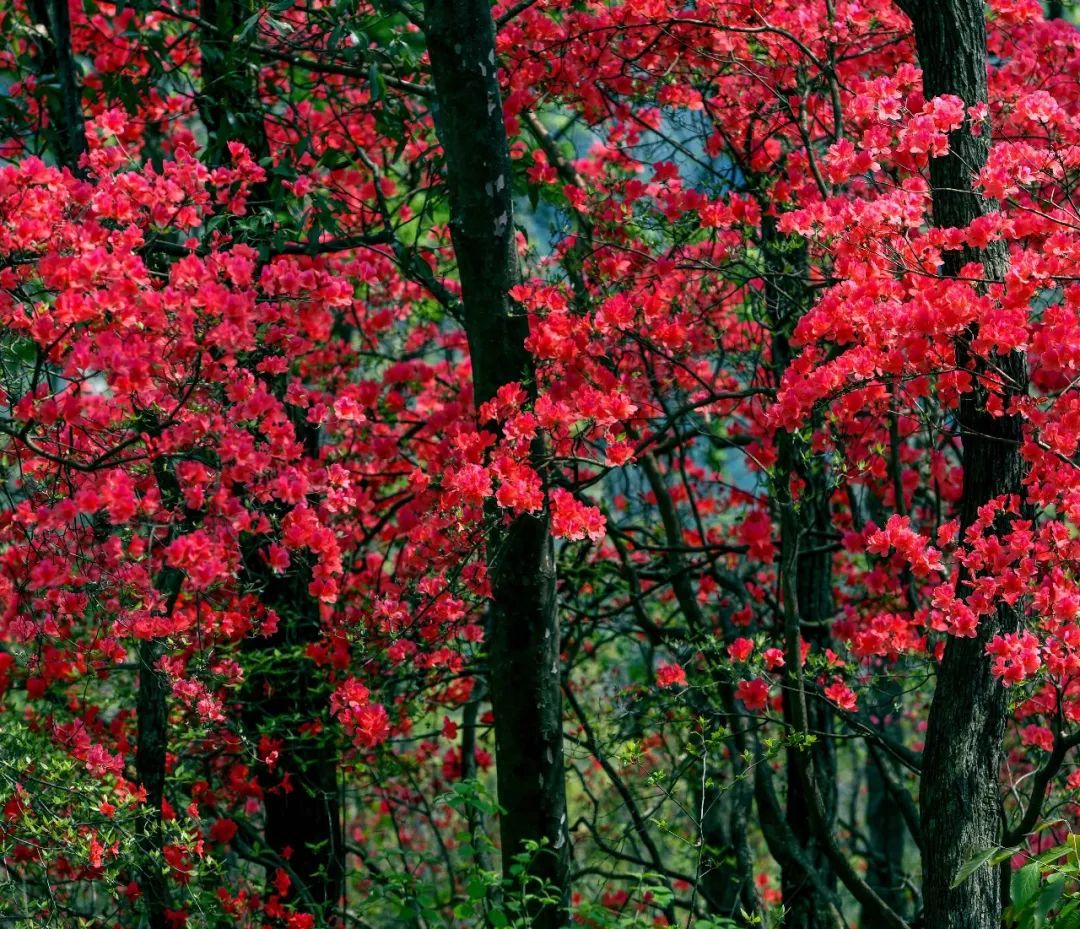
[727,637,754,662]
[824,679,858,712]
[209,818,238,845]
[656,662,687,689]
[736,678,770,712]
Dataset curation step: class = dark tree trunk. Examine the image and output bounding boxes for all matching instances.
[636,456,760,926]
[422,4,570,927]
[245,568,344,912]
[697,784,738,915]
[763,218,839,929]
[235,415,343,913]
[195,9,341,909]
[198,0,271,169]
[134,447,192,929]
[898,2,1028,927]
[863,676,909,922]
[26,0,86,172]
[136,633,171,929]
[698,772,761,925]
[781,487,837,929]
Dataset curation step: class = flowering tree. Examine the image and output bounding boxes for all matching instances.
[1,2,1080,929]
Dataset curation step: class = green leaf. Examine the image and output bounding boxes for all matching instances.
[992,845,1024,866]
[1054,898,1080,929]
[648,884,674,907]
[237,10,261,43]
[369,62,385,103]
[951,847,999,889]
[1013,862,1042,913]
[1035,873,1065,928]
[1036,844,1073,867]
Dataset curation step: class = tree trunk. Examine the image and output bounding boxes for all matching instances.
[26,0,86,173]
[135,443,190,929]
[246,567,344,912]
[196,10,342,909]
[698,774,761,925]
[763,217,839,929]
[863,676,909,922]
[198,0,271,169]
[235,409,343,913]
[422,4,570,927]
[781,486,838,929]
[898,2,1028,927]
[136,633,171,929]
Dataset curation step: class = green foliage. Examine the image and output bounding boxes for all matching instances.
[956,834,1080,929]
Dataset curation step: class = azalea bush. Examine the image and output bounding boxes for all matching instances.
[0,0,1078,928]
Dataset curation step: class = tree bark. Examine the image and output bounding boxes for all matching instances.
[136,632,171,929]
[135,439,190,929]
[26,0,86,173]
[198,0,271,169]
[863,677,909,922]
[897,2,1028,927]
[781,486,838,929]
[763,217,839,929]
[245,566,345,912]
[196,10,342,909]
[422,3,570,927]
